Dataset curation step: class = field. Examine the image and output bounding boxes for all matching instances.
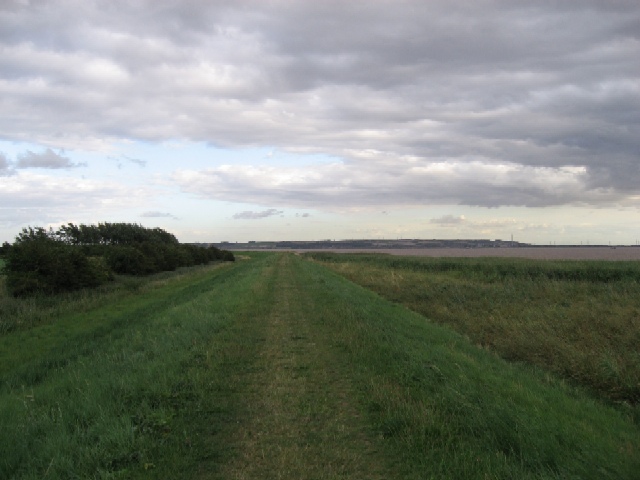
[1,252,639,478]
[309,252,640,407]
[284,246,640,261]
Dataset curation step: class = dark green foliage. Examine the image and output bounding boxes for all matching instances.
[0,241,11,258]
[3,224,234,296]
[86,257,114,283]
[5,232,108,296]
[221,249,236,262]
[55,222,179,246]
[105,246,154,275]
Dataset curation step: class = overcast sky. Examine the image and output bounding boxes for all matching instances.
[1,0,639,244]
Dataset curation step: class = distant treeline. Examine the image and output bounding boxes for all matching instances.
[0,223,234,297]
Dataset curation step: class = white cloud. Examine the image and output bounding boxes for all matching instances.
[0,172,154,226]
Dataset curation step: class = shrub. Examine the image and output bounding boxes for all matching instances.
[105,246,154,276]
[3,225,236,296]
[5,237,111,297]
[87,256,115,283]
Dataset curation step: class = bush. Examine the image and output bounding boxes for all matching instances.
[105,246,154,276]
[5,238,111,297]
[3,225,237,296]
[87,256,115,283]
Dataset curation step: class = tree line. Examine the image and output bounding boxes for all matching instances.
[0,223,234,297]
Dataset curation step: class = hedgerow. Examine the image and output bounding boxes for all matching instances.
[2,223,234,297]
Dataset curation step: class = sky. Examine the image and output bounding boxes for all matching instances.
[1,0,639,245]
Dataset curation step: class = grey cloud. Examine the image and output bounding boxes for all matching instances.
[141,211,177,219]
[174,159,619,210]
[232,209,283,220]
[1,1,639,208]
[108,155,147,170]
[123,155,147,167]
[0,152,13,176]
[15,148,84,169]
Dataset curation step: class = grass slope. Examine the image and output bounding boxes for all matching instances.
[0,253,638,478]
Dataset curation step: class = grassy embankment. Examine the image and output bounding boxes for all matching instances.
[308,253,640,410]
[1,252,639,478]
[0,261,227,336]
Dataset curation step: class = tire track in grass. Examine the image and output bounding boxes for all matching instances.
[214,254,390,479]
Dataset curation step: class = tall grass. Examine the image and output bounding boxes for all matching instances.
[308,253,640,410]
[0,263,224,335]
[297,256,640,479]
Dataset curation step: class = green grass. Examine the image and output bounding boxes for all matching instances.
[0,263,227,335]
[308,253,640,409]
[296,256,639,479]
[1,252,639,478]
[0,255,267,479]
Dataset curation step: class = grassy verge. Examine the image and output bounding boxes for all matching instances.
[1,252,639,478]
[296,255,639,478]
[307,253,640,409]
[0,262,227,335]
[0,256,265,478]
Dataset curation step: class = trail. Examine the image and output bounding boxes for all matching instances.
[211,254,390,479]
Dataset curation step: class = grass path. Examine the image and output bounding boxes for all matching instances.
[213,254,390,479]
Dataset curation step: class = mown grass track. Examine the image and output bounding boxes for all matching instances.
[1,253,639,478]
[211,253,390,479]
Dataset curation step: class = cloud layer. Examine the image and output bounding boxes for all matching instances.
[1,0,639,213]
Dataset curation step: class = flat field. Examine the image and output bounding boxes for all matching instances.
[309,252,640,407]
[294,246,640,260]
[1,253,639,478]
